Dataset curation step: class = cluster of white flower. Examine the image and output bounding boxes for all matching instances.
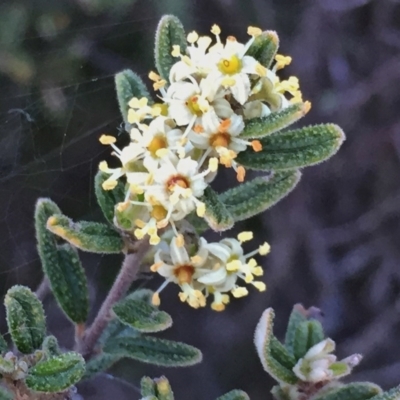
[99,24,305,309]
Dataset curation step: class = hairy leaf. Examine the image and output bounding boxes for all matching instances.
[240,103,308,139]
[284,304,309,355]
[293,320,325,361]
[216,389,250,400]
[104,336,202,367]
[311,383,382,400]
[35,199,89,324]
[83,353,121,380]
[25,352,85,393]
[201,187,234,231]
[94,170,126,225]
[246,30,279,68]
[141,376,157,397]
[42,335,61,357]
[113,297,172,333]
[4,285,46,354]
[155,376,175,400]
[270,337,296,370]
[155,15,187,81]
[115,69,151,122]
[236,124,345,171]
[219,171,301,222]
[0,356,14,374]
[370,386,400,400]
[47,214,124,253]
[0,334,7,354]
[254,308,298,384]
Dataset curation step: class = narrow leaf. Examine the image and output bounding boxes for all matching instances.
[115,69,151,123]
[307,320,325,349]
[370,386,400,400]
[47,214,124,254]
[285,304,308,355]
[219,171,301,222]
[254,308,298,384]
[42,335,61,357]
[201,187,234,231]
[141,376,157,397]
[246,30,279,68]
[240,103,308,139]
[104,336,202,367]
[236,124,346,171]
[270,337,296,370]
[293,320,326,361]
[35,199,89,324]
[4,285,46,354]
[155,15,187,81]
[83,352,121,380]
[25,352,85,393]
[216,389,250,400]
[113,297,172,333]
[95,170,125,225]
[311,382,382,400]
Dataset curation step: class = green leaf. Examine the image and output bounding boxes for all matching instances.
[0,387,12,400]
[216,389,250,400]
[219,171,301,222]
[104,336,202,367]
[201,187,234,231]
[155,376,175,400]
[284,304,308,355]
[270,337,296,370]
[83,352,121,380]
[42,335,61,357]
[245,30,279,68]
[271,385,291,400]
[311,382,382,400]
[25,352,85,393]
[236,124,346,171]
[254,308,298,384]
[141,376,157,397]
[35,199,89,324]
[329,362,351,378]
[4,285,46,354]
[240,103,308,139]
[0,356,14,374]
[293,320,325,361]
[155,15,187,81]
[307,320,325,349]
[113,297,172,333]
[95,170,126,225]
[115,69,151,123]
[370,386,400,400]
[47,214,124,254]
[0,334,8,354]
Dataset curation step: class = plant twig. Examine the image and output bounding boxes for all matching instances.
[35,276,51,301]
[80,239,150,357]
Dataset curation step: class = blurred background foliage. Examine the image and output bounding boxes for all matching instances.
[1,0,400,399]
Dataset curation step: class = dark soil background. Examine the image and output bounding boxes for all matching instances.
[1,0,400,399]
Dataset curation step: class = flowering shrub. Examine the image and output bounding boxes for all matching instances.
[0,14,397,400]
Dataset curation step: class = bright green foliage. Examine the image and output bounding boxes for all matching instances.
[245,30,279,68]
[0,335,7,354]
[83,353,121,380]
[219,171,301,222]
[216,389,250,400]
[293,320,324,360]
[236,124,345,171]
[25,352,85,393]
[104,336,202,367]
[155,15,187,81]
[284,304,309,355]
[254,308,298,384]
[270,337,296,371]
[0,387,12,400]
[4,285,46,354]
[201,187,234,231]
[113,297,172,333]
[239,103,307,139]
[94,170,126,225]
[140,376,174,400]
[47,214,124,253]
[141,376,157,397]
[115,69,151,122]
[370,387,400,400]
[311,383,382,400]
[35,198,89,324]
[0,356,14,374]
[42,335,61,357]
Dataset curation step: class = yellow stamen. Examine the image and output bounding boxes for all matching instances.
[218,119,231,133]
[231,287,249,298]
[152,293,161,306]
[187,31,199,43]
[253,281,267,292]
[209,157,218,172]
[153,79,167,91]
[259,242,271,255]
[116,201,129,212]
[251,140,262,152]
[211,302,225,312]
[211,24,221,35]
[148,71,161,82]
[128,97,148,108]
[275,54,292,70]
[99,135,116,145]
[150,262,163,272]
[98,161,108,172]
[238,231,253,242]
[236,166,246,182]
[171,45,181,57]
[134,219,146,228]
[227,260,241,272]
[196,202,206,217]
[150,234,161,245]
[102,180,118,190]
[247,26,262,36]
[176,234,185,247]
[304,101,312,114]
[255,63,267,77]
[152,103,169,116]
[191,255,203,264]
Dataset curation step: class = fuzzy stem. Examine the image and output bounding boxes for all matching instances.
[80,239,150,356]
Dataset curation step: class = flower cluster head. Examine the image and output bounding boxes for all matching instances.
[98,23,306,309]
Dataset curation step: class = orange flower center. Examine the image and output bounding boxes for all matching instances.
[147,135,167,157]
[186,96,203,116]
[166,175,190,192]
[209,132,231,148]
[174,265,195,284]
[150,205,168,221]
